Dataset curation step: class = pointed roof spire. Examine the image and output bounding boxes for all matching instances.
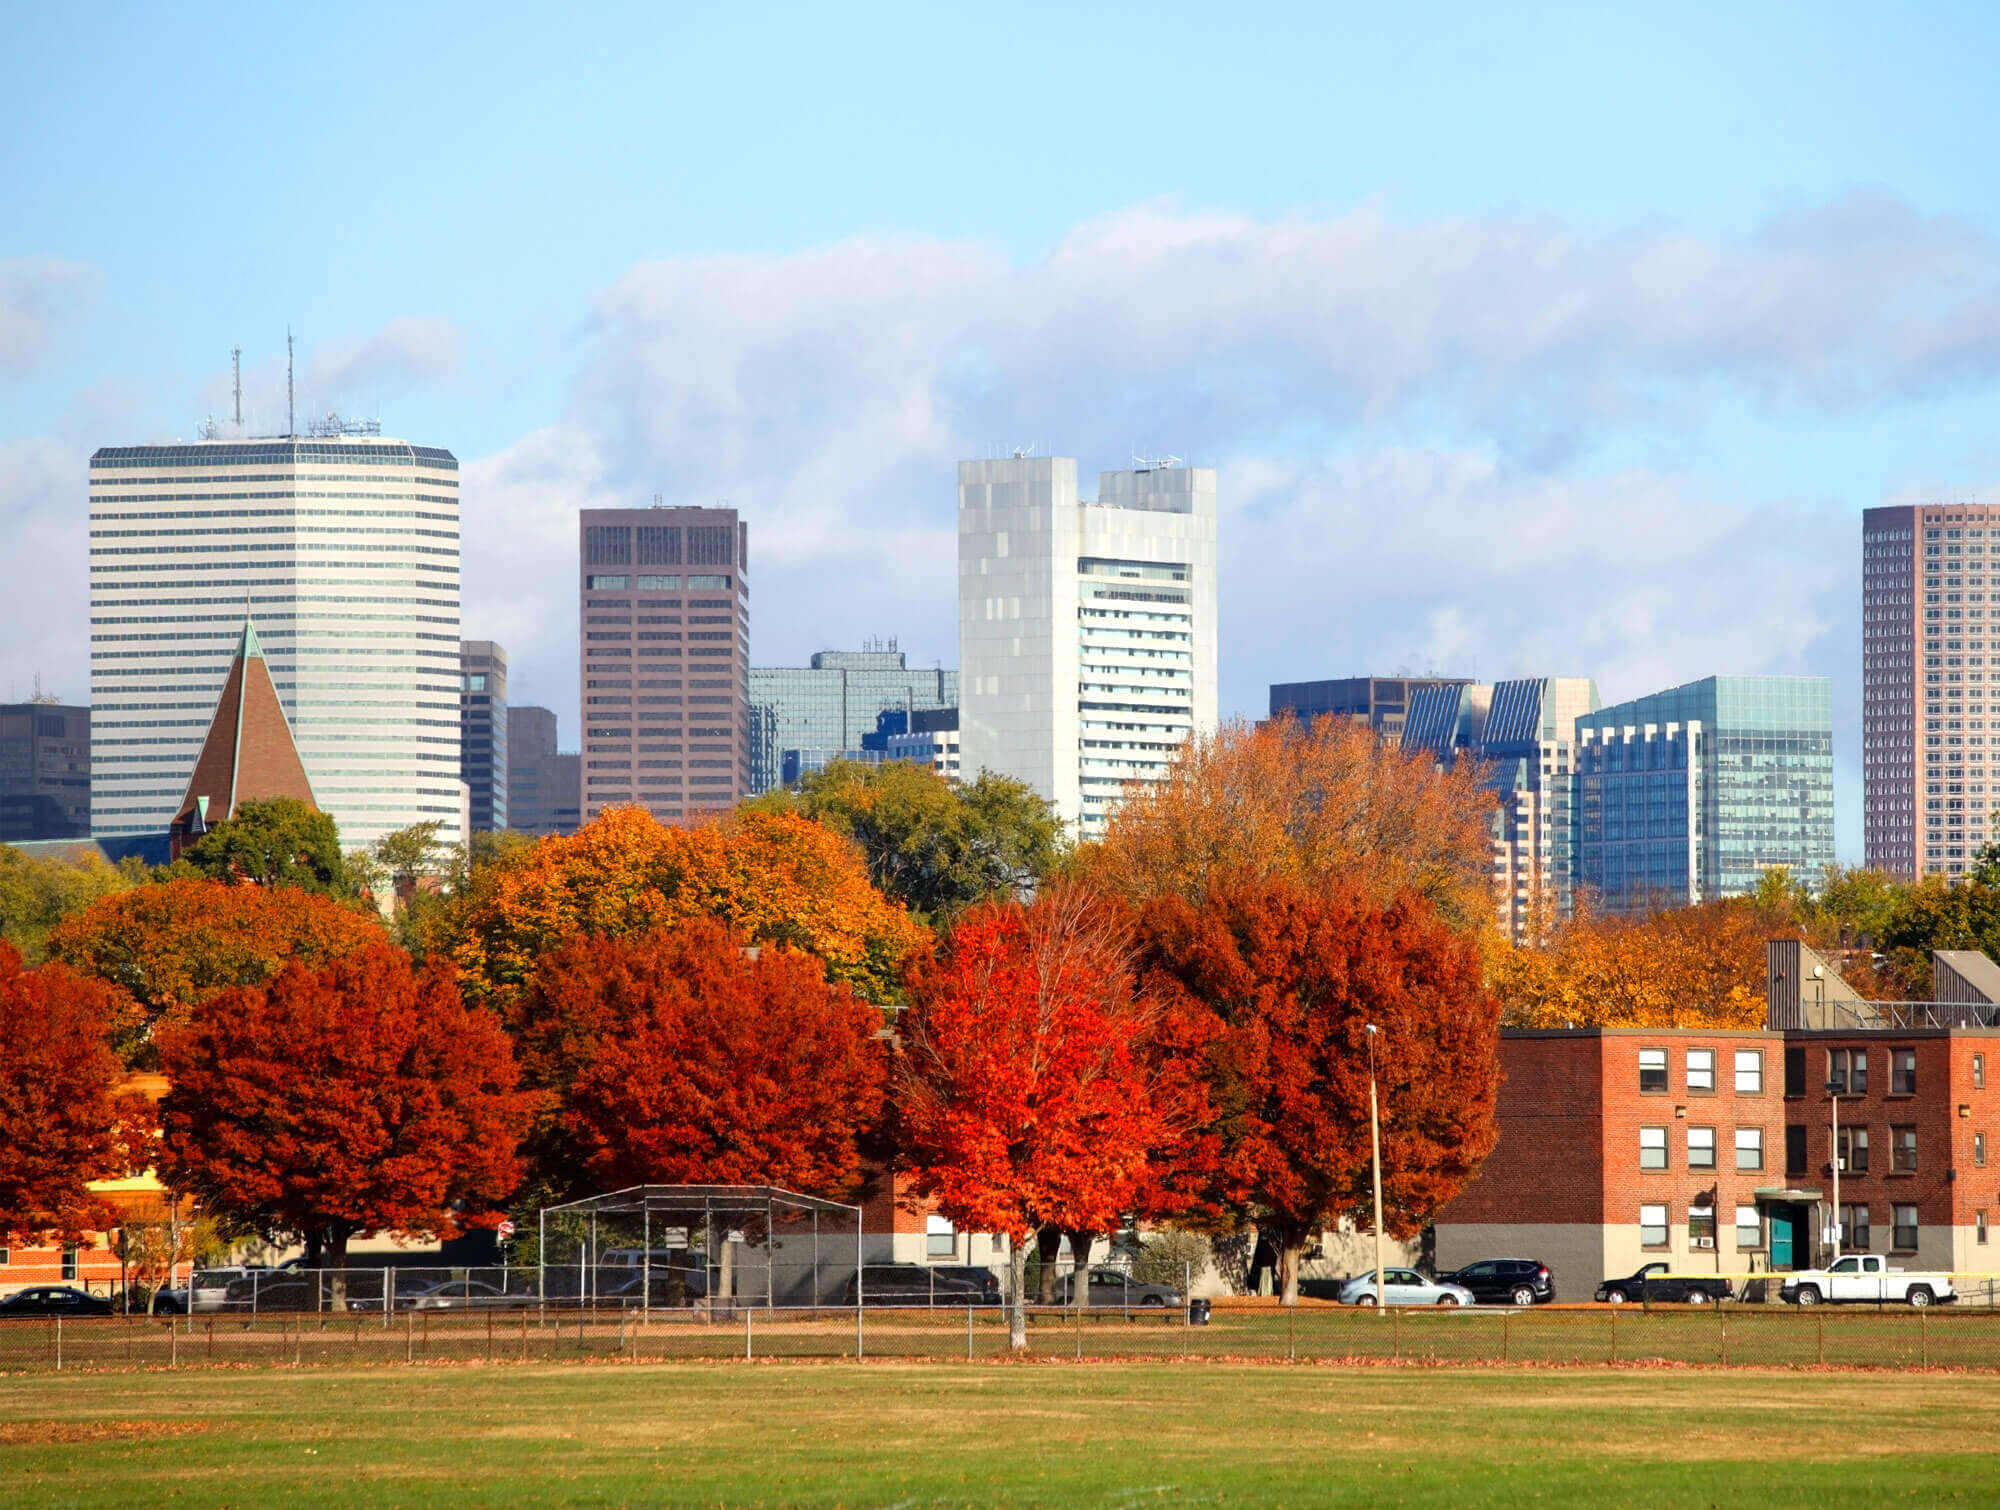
[171,615,316,852]
[239,616,264,660]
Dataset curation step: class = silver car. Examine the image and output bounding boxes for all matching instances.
[1337,1268,1475,1307]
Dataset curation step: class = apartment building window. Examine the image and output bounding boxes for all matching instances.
[1689,1205,1716,1246]
[925,1215,956,1258]
[1976,1053,1987,1090]
[1828,1048,1867,1095]
[1687,1048,1715,1092]
[1640,1126,1668,1169]
[1892,1048,1917,1095]
[1735,1205,1762,1250]
[1785,1047,1806,1097]
[1687,1126,1717,1169]
[1839,1126,1870,1173]
[61,1247,78,1280]
[1640,1204,1668,1247]
[1979,1132,1988,1168]
[1841,1203,1871,1251]
[1786,1125,1808,1176]
[1981,1211,1991,1246]
[0,1248,9,1266]
[1735,1127,1764,1170]
[1893,1125,1918,1171]
[1893,1204,1919,1251]
[1735,1050,1763,1093]
[1639,1049,1668,1094]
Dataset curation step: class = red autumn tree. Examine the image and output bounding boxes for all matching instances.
[897,886,1196,1348]
[0,945,142,1244]
[1136,876,1502,1303]
[156,941,532,1270]
[520,920,890,1199]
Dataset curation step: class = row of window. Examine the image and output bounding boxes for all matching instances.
[1637,1203,1925,1252]
[1637,1046,1955,1096]
[1637,1121,1972,1174]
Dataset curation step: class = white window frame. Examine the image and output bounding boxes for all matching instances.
[1639,1204,1669,1247]
[1734,1050,1763,1093]
[1686,1048,1715,1092]
[1638,1048,1668,1093]
[1735,1127,1764,1170]
[925,1214,956,1258]
[1687,1125,1717,1170]
[1639,1126,1668,1170]
[1734,1205,1762,1250]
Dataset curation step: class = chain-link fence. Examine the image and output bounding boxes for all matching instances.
[9,1303,2000,1374]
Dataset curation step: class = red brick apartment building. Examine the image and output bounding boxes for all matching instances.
[1437,1025,2000,1294]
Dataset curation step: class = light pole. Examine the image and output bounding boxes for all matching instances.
[1367,1023,1386,1313]
[1827,1081,1842,1265]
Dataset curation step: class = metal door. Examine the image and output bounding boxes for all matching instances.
[1769,1206,1796,1268]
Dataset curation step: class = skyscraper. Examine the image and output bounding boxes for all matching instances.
[88,432,463,849]
[578,505,749,824]
[505,704,581,837]
[1864,503,1997,878]
[0,700,90,841]
[958,456,1218,838]
[459,640,508,833]
[1268,676,1473,745]
[748,647,957,794]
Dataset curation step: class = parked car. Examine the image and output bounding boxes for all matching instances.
[841,1264,991,1307]
[1781,1254,1956,1307]
[596,1268,710,1306]
[1595,1263,1732,1305]
[926,1266,1004,1304]
[1436,1259,1555,1306]
[1336,1268,1475,1307]
[1054,1267,1183,1308]
[0,1286,114,1318]
[404,1279,536,1311]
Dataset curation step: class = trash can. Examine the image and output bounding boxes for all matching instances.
[1188,1297,1211,1327]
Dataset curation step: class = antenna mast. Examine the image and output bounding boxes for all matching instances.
[232,345,242,426]
[286,328,295,436]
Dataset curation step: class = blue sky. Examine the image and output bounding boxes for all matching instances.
[6,0,2000,858]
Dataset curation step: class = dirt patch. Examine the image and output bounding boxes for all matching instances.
[0,1419,212,1446]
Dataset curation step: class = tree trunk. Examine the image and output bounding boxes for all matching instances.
[1008,1239,1029,1351]
[323,1224,352,1313]
[1278,1241,1304,1307]
[1035,1226,1063,1305]
[1062,1228,1097,1308]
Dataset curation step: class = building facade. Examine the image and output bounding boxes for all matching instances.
[1267,676,1470,745]
[885,708,961,780]
[1864,502,2000,878]
[0,701,90,841]
[88,435,463,849]
[459,641,508,833]
[505,704,580,837]
[748,648,956,794]
[958,456,1218,838]
[1574,676,1833,912]
[578,506,749,824]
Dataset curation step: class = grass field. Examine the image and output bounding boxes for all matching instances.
[5,1361,2000,1504]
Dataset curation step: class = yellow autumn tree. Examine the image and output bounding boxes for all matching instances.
[446,806,928,1003]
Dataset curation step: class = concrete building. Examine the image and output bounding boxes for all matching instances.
[0,700,90,841]
[459,641,508,833]
[1267,676,1471,745]
[88,432,462,849]
[1405,676,1600,938]
[958,456,1218,839]
[579,506,748,824]
[1864,502,2000,878]
[506,705,580,837]
[885,707,961,780]
[1574,676,1834,913]
[748,647,956,794]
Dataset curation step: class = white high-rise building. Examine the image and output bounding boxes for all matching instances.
[958,456,1218,838]
[88,433,463,849]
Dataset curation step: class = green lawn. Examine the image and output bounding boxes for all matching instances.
[3,1361,1998,1505]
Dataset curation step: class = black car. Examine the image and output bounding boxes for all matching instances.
[0,1285,114,1318]
[842,1264,992,1307]
[1437,1258,1555,1306]
[1595,1263,1732,1305]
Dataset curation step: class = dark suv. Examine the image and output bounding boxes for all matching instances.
[842,1264,994,1307]
[1437,1259,1554,1306]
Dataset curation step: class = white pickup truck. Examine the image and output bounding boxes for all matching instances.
[1781,1254,1955,1307]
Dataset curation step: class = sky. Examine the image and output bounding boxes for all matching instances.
[5,0,2000,860]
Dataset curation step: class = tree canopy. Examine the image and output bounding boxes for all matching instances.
[176,797,356,896]
[0,843,139,964]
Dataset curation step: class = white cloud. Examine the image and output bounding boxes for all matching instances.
[302,315,468,414]
[0,258,96,379]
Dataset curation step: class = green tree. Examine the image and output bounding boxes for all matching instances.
[748,759,1064,921]
[178,797,356,897]
[0,845,138,964]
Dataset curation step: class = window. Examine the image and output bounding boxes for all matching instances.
[1977,1053,1988,1090]
[1786,1124,1809,1175]
[1687,1126,1716,1169]
[1735,1127,1764,1170]
[1785,1047,1806,1097]
[1981,1211,1991,1246]
[636,575,680,590]
[1980,1132,1989,1168]
[688,574,731,589]
[1839,1125,1870,1173]
[586,574,629,590]
[1735,1205,1762,1250]
[925,1214,956,1258]
[1640,1126,1668,1169]
[1735,1050,1763,1093]
[1894,1124,1918,1172]
[1893,1204,1919,1251]
[1892,1047,1917,1095]
[990,1235,1007,1257]
[1841,1203,1871,1250]
[1828,1048,1867,1094]
[1639,1048,1668,1093]
[1640,1204,1668,1247]
[1689,1205,1716,1245]
[61,1247,78,1280]
[1687,1048,1715,1092]
[0,1248,8,1265]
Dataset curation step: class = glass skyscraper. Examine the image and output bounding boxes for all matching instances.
[748,649,956,794]
[1574,675,1833,911]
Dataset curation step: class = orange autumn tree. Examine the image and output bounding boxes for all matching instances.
[45,878,387,1063]
[448,806,927,1003]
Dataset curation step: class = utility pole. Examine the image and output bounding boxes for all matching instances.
[1367,1023,1386,1312]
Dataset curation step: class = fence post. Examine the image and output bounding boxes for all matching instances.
[1817,1312,1825,1366]
[53,1316,61,1372]
[745,1307,753,1361]
[1502,1311,1510,1365]
[1288,1305,1295,1363]
[406,1312,414,1364]
[966,1306,973,1362]
[293,1317,302,1368]
[1921,1308,1929,1368]
[487,1310,495,1362]
[1392,1304,1401,1361]
[856,1303,864,1360]
[521,1310,529,1363]
[1074,1303,1082,1361]
[169,1319,178,1369]
[1718,1307,1727,1367]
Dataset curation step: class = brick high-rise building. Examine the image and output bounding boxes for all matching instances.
[1864,503,2000,879]
[578,506,749,824]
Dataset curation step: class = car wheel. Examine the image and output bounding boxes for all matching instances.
[1602,1288,1627,1306]
[1908,1286,1933,1308]
[1793,1286,1821,1307]
[1509,1285,1536,1307]
[1355,1294,1378,1306]
[1686,1290,1710,1306]
[1436,1294,1460,1308]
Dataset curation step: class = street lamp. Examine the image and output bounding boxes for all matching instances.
[1367,1023,1386,1313]
[1826,1080,1842,1264]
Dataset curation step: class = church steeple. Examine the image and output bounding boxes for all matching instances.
[171,615,316,855]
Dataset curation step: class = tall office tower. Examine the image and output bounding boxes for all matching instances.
[578,505,749,824]
[1864,503,2000,878]
[505,704,581,837]
[89,432,462,849]
[0,700,91,841]
[748,646,957,793]
[958,456,1218,839]
[1268,676,1473,745]
[1574,676,1834,912]
[1406,676,1600,938]
[459,641,509,832]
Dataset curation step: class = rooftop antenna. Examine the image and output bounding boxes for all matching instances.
[231,345,242,426]
[286,327,295,437]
